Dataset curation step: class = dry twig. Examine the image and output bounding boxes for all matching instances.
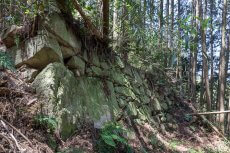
[0,118,33,147]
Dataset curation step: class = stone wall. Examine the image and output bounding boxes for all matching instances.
[1,13,175,140]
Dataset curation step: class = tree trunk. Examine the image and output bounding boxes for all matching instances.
[210,0,214,111]
[56,0,72,16]
[159,0,163,37]
[225,34,230,134]
[121,1,129,61]
[227,96,230,135]
[218,0,227,133]
[102,0,110,38]
[170,0,174,45]
[176,0,181,79]
[0,1,3,29]
[166,0,169,49]
[176,0,182,96]
[199,0,212,120]
[190,0,198,103]
[112,0,118,49]
[149,0,155,28]
[169,0,174,66]
[158,0,164,36]
[159,0,166,66]
[143,0,147,28]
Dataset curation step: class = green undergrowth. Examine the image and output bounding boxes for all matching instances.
[0,51,15,71]
[33,114,58,133]
[96,122,133,153]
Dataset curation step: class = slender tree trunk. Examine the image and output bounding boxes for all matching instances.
[176,0,181,77]
[169,0,174,66]
[200,69,205,109]
[166,0,169,49]
[159,0,163,32]
[225,35,230,81]
[210,0,214,111]
[200,0,212,120]
[121,1,129,61]
[159,0,166,66]
[0,1,2,29]
[225,34,230,134]
[112,0,118,49]
[190,0,198,103]
[102,0,110,38]
[218,0,227,132]
[176,0,182,94]
[170,0,174,46]
[143,0,147,28]
[149,0,155,29]
[227,96,230,134]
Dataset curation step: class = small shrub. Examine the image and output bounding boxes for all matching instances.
[0,52,15,71]
[34,114,57,133]
[184,114,193,122]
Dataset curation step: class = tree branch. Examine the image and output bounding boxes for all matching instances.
[188,110,230,116]
[72,0,103,40]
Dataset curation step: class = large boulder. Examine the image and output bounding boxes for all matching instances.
[44,13,82,54]
[66,56,85,74]
[32,63,115,139]
[60,46,76,59]
[8,35,63,69]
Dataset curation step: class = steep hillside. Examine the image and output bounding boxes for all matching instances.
[0,12,230,153]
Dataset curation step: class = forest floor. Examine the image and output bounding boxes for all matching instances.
[0,69,230,153]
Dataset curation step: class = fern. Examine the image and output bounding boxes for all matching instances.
[34,114,58,133]
[97,122,133,153]
[0,51,15,71]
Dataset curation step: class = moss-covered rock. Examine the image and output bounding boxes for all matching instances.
[32,63,116,139]
[123,66,133,77]
[152,97,162,111]
[91,66,103,76]
[60,46,76,59]
[9,35,63,69]
[66,56,85,74]
[44,13,82,53]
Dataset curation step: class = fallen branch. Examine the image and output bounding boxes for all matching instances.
[0,133,14,149]
[9,132,22,152]
[0,120,21,151]
[0,118,33,147]
[188,110,230,116]
[184,101,229,143]
[0,144,6,152]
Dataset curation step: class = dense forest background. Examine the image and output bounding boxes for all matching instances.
[0,0,230,136]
